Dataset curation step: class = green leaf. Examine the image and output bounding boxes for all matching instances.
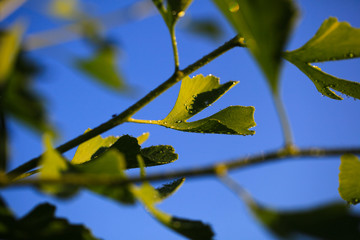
[183,18,224,42]
[167,0,193,24]
[285,60,360,100]
[75,149,136,204]
[2,52,52,132]
[0,23,23,84]
[0,196,99,240]
[250,202,360,239]
[72,131,178,168]
[76,45,126,91]
[156,178,185,201]
[212,0,297,93]
[339,154,360,205]
[132,183,214,240]
[285,17,360,63]
[154,74,256,135]
[39,135,77,197]
[284,18,360,100]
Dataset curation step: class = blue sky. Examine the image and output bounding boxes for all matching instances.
[2,0,360,239]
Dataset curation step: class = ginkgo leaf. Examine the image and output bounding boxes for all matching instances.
[152,0,193,28]
[156,178,185,201]
[0,23,23,84]
[151,74,255,135]
[284,18,360,100]
[250,201,360,239]
[285,17,360,63]
[39,135,74,197]
[339,154,360,205]
[286,61,360,100]
[212,0,297,93]
[76,45,125,91]
[0,197,99,240]
[132,183,214,240]
[75,149,136,204]
[72,130,178,168]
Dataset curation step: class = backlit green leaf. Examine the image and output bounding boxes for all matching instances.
[154,74,255,135]
[284,18,360,100]
[339,154,360,205]
[72,131,178,168]
[212,0,297,93]
[76,45,125,91]
[75,149,135,204]
[0,23,23,84]
[0,197,99,240]
[251,202,360,239]
[132,183,214,240]
[285,17,360,63]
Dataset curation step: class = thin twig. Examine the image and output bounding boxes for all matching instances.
[3,146,360,187]
[7,35,245,178]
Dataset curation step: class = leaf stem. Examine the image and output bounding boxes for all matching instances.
[273,94,294,148]
[127,118,161,125]
[4,146,360,187]
[7,35,245,179]
[169,26,180,71]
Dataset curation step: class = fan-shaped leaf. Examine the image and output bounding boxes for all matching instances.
[153,74,255,135]
[284,18,360,100]
[212,0,297,93]
[339,154,360,205]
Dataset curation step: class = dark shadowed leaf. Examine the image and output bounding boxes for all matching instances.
[156,178,185,200]
[339,154,360,205]
[0,196,99,240]
[284,18,360,100]
[251,201,360,240]
[182,18,224,42]
[72,131,178,168]
[2,51,51,133]
[212,0,297,93]
[76,45,125,91]
[152,74,255,135]
[132,183,214,240]
[152,0,193,28]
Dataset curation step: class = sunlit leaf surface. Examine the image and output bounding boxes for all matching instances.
[284,18,360,100]
[339,154,360,205]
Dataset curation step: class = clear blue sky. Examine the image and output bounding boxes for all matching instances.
[2,0,360,239]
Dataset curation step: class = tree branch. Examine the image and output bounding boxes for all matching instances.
[7,35,245,178]
[4,146,360,187]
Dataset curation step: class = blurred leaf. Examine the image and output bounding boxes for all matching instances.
[76,45,126,91]
[75,149,136,204]
[156,178,185,201]
[132,183,214,240]
[50,0,79,19]
[339,154,360,205]
[0,196,99,240]
[39,135,70,196]
[212,0,297,93]
[183,18,224,41]
[2,52,52,133]
[72,132,178,168]
[284,60,360,100]
[250,201,360,239]
[153,74,255,135]
[137,132,150,145]
[0,23,23,85]
[284,18,360,100]
[0,0,25,21]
